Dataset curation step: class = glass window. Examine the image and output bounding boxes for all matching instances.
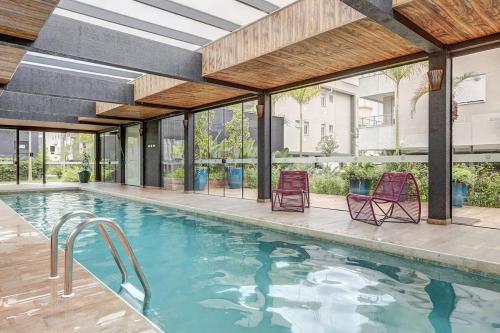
[452,48,500,229]
[161,116,184,191]
[321,95,327,107]
[0,129,17,184]
[329,94,334,103]
[125,125,141,186]
[271,62,429,214]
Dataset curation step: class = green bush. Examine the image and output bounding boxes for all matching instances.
[62,167,80,182]
[310,170,348,195]
[452,164,476,187]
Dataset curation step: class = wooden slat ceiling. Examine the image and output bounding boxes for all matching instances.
[0,1,59,85]
[0,117,111,131]
[393,0,500,45]
[133,74,249,108]
[96,102,178,120]
[199,0,422,89]
[0,0,59,40]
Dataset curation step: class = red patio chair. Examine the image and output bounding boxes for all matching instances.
[272,171,310,212]
[346,172,421,226]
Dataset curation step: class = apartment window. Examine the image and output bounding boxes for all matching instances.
[321,95,327,107]
[455,74,486,105]
[329,124,334,133]
[321,124,326,138]
[329,95,334,103]
[303,121,310,136]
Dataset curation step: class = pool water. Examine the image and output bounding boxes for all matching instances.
[2,191,500,333]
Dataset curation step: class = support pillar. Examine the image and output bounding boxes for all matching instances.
[119,125,126,185]
[257,93,272,202]
[95,133,102,182]
[427,51,452,225]
[184,112,195,192]
[42,131,46,184]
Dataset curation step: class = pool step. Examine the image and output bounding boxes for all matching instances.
[119,282,146,311]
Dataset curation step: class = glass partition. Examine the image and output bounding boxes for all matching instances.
[0,129,17,184]
[194,100,258,199]
[161,116,184,190]
[271,63,429,217]
[452,48,500,228]
[125,125,141,186]
[19,131,44,184]
[100,131,121,183]
[45,132,95,183]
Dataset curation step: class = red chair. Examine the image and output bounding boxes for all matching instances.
[272,171,310,212]
[346,172,421,226]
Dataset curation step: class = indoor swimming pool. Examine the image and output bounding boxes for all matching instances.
[2,190,500,333]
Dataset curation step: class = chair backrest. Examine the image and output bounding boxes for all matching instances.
[278,170,309,192]
[372,172,410,201]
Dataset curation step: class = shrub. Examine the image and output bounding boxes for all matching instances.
[309,170,347,195]
[62,167,80,182]
[452,164,476,187]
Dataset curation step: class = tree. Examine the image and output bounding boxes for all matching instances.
[284,86,321,157]
[411,72,477,122]
[316,135,339,156]
[382,63,424,155]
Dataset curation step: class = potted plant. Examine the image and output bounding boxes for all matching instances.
[78,149,91,183]
[194,166,208,191]
[452,165,475,207]
[341,163,377,195]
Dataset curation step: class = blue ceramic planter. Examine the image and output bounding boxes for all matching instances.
[227,167,243,189]
[452,181,468,207]
[349,179,370,195]
[194,167,208,191]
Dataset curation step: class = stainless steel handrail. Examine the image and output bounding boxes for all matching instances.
[50,210,96,279]
[63,217,151,310]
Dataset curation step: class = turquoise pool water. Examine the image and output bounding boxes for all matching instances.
[2,191,500,333]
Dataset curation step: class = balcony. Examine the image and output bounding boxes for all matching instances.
[358,115,394,128]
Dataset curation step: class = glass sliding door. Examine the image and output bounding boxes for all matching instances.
[194,111,210,194]
[161,116,184,190]
[19,130,44,184]
[100,131,121,183]
[125,125,141,186]
[0,129,17,184]
[208,109,226,196]
[243,101,258,199]
[45,132,95,183]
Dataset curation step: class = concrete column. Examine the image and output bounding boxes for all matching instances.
[257,93,272,202]
[143,120,161,187]
[427,51,452,225]
[184,112,195,192]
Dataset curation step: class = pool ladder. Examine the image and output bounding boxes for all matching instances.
[49,211,151,312]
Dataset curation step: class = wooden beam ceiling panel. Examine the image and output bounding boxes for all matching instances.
[78,117,132,126]
[96,102,178,120]
[393,0,500,45]
[0,0,60,40]
[0,45,25,84]
[200,0,421,89]
[133,74,249,108]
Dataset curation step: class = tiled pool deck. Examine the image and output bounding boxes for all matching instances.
[1,182,500,332]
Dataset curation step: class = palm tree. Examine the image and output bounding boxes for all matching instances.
[411,72,477,121]
[382,63,424,155]
[285,86,321,156]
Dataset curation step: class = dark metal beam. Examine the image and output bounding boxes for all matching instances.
[448,32,500,57]
[0,14,204,82]
[95,132,102,182]
[427,51,452,225]
[0,91,96,123]
[58,0,210,46]
[3,64,134,104]
[23,53,142,80]
[340,0,442,54]
[257,93,271,201]
[236,0,279,14]
[135,0,240,32]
